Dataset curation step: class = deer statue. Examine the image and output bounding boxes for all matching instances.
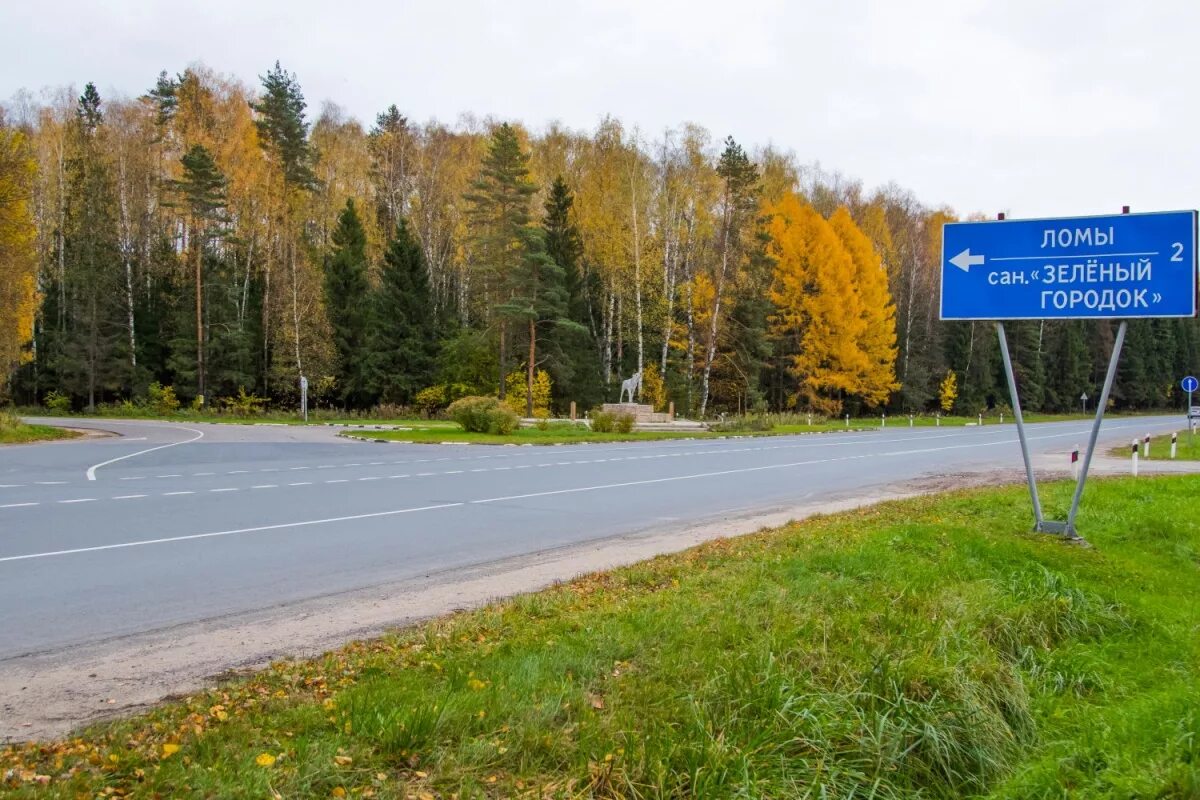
[619,370,642,403]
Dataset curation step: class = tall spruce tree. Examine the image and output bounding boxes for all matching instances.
[252,62,316,190]
[367,218,436,404]
[324,199,371,407]
[542,176,601,409]
[465,123,537,399]
[53,83,130,410]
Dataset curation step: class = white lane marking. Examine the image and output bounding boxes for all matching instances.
[155,474,183,479]
[471,469,488,473]
[251,485,277,490]
[445,470,464,474]
[163,491,194,496]
[0,419,1178,562]
[260,468,279,473]
[0,502,37,509]
[0,484,23,488]
[0,503,463,563]
[58,498,96,504]
[358,476,382,481]
[389,474,409,479]
[326,479,349,484]
[35,481,67,485]
[119,477,144,481]
[113,494,146,500]
[345,463,362,467]
[289,466,310,471]
[228,470,250,474]
[416,472,435,477]
[85,425,205,481]
[193,472,215,477]
[288,482,313,487]
[210,487,238,493]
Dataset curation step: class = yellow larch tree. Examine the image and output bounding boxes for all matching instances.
[766,191,865,414]
[0,126,38,391]
[828,206,899,407]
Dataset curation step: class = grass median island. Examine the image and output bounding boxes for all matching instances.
[1111,430,1200,461]
[4,477,1198,798]
[0,411,78,444]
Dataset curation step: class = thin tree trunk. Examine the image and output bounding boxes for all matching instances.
[195,221,205,402]
[526,318,536,417]
[700,206,732,418]
[630,167,644,385]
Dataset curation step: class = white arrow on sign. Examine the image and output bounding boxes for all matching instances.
[949,249,986,272]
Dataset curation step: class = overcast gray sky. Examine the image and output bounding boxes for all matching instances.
[1,0,1194,218]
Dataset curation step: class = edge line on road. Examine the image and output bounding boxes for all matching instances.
[85,425,206,481]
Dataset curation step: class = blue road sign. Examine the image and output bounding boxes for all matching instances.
[940,210,1198,320]
[1183,376,1199,393]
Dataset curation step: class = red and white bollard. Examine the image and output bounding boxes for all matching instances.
[1143,434,1151,458]
[1171,432,1178,460]
[1071,445,1080,480]
[1131,439,1139,476]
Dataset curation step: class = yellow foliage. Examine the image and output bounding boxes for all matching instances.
[641,361,668,411]
[828,207,900,408]
[765,192,865,414]
[939,370,958,413]
[0,127,37,389]
[505,369,552,417]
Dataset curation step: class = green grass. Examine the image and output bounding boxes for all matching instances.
[4,477,1198,798]
[0,411,78,444]
[1109,430,1200,461]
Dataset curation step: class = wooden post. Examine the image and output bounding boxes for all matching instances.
[570,401,576,421]
[668,401,675,421]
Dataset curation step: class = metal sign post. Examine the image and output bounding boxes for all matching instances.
[1184,375,1198,441]
[299,375,309,423]
[942,209,1199,542]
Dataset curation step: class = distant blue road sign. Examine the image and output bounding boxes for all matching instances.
[940,210,1198,320]
[1183,376,1199,393]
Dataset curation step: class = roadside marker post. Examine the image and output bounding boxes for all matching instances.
[1171,432,1178,459]
[881,414,886,429]
[1143,434,1151,458]
[941,208,1199,541]
[909,414,914,428]
[1071,446,1080,480]
[1132,440,1139,476]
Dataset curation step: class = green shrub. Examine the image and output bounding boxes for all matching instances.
[448,396,501,433]
[487,405,519,435]
[414,383,472,417]
[710,414,774,433]
[591,410,615,433]
[43,390,71,414]
[222,387,268,416]
[145,382,180,414]
[614,412,635,433]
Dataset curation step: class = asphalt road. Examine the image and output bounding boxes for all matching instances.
[0,415,1187,660]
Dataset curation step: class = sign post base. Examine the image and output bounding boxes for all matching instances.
[996,321,1127,545]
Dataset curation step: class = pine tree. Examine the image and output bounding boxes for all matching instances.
[169,144,226,402]
[542,176,601,409]
[465,123,537,398]
[251,62,316,190]
[367,217,436,404]
[828,207,899,408]
[324,199,371,407]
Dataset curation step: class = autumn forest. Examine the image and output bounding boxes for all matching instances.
[0,62,1196,417]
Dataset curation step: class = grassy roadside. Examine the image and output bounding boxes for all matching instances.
[1109,430,1200,461]
[4,477,1197,798]
[0,412,78,445]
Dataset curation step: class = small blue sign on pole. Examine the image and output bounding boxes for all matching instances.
[941,210,1198,321]
[1183,376,1199,393]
